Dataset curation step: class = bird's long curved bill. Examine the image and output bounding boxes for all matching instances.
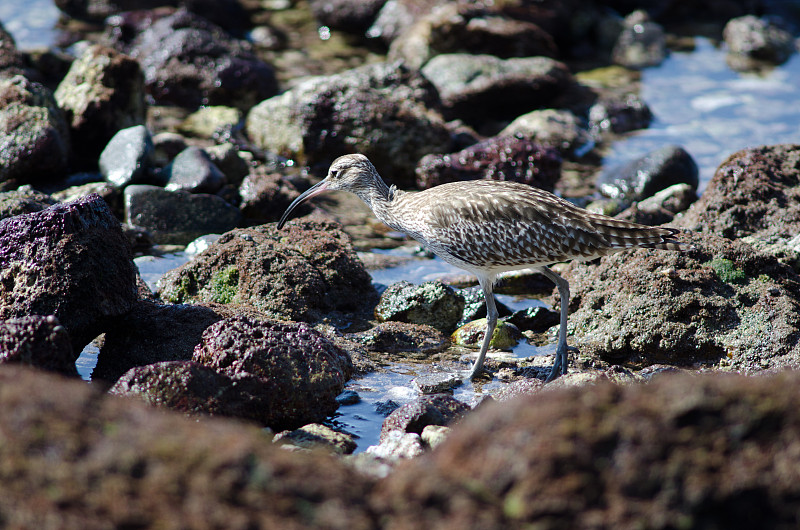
[277,179,329,229]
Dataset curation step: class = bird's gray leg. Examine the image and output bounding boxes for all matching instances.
[538,266,572,382]
[469,276,498,379]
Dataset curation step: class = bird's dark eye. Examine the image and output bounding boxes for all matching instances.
[329,170,339,179]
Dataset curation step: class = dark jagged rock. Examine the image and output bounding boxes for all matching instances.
[0,315,76,376]
[415,135,562,190]
[125,9,278,109]
[192,315,353,429]
[0,364,375,529]
[0,194,138,353]
[158,220,377,322]
[0,75,70,187]
[246,61,452,187]
[165,146,226,194]
[99,125,155,188]
[54,44,145,170]
[375,372,800,529]
[124,184,242,245]
[598,145,699,204]
[92,300,224,383]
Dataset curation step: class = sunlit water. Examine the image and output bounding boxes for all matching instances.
[603,38,800,191]
[0,0,61,50]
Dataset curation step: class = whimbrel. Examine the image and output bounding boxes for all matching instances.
[278,154,682,382]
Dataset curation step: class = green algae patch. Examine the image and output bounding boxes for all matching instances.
[210,266,239,304]
[708,257,746,284]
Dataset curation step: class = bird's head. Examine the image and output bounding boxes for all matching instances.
[277,154,382,229]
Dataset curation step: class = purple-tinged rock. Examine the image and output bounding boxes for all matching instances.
[0,315,77,376]
[415,135,562,190]
[165,146,226,194]
[0,194,138,353]
[193,315,353,429]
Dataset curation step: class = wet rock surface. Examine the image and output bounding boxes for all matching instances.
[0,315,76,376]
[598,144,699,204]
[0,194,137,353]
[379,393,469,443]
[158,220,377,322]
[98,124,154,187]
[192,314,353,429]
[374,371,800,529]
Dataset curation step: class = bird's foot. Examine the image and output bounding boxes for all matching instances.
[544,345,578,383]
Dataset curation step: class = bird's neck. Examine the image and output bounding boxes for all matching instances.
[354,178,401,229]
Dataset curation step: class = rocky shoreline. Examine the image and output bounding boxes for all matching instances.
[2,0,800,527]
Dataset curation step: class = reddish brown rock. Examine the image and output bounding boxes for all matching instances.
[374,371,800,529]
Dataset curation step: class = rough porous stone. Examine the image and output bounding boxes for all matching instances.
[124,184,241,245]
[0,315,76,376]
[374,371,800,529]
[564,230,800,372]
[0,194,138,353]
[192,315,353,429]
[415,135,562,190]
[54,44,145,169]
[246,61,452,186]
[0,75,70,186]
[375,280,465,333]
[0,364,375,529]
[158,220,377,322]
[274,423,358,454]
[676,144,800,250]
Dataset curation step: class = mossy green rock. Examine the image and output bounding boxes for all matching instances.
[451,318,522,350]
